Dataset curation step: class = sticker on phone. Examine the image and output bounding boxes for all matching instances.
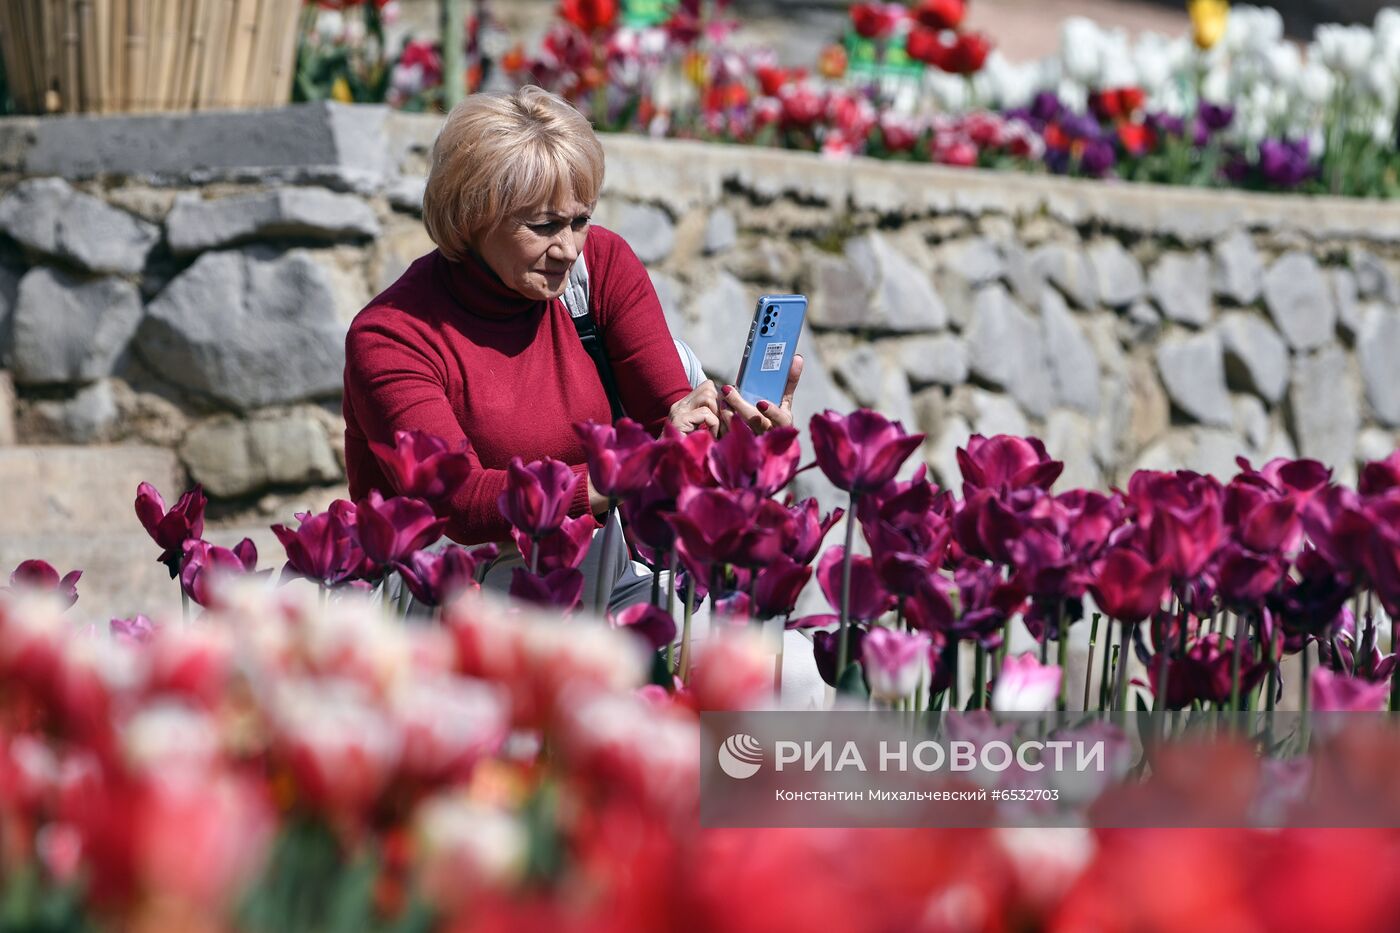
[760,342,786,372]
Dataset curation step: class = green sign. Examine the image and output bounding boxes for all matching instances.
[622,0,679,27]
[845,29,925,78]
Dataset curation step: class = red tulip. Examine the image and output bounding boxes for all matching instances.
[707,417,801,497]
[391,675,509,785]
[355,490,447,568]
[1117,122,1156,156]
[817,546,893,622]
[1090,548,1170,624]
[609,604,678,652]
[912,0,966,30]
[850,2,905,39]
[940,31,991,75]
[395,544,498,608]
[272,506,367,588]
[135,482,206,574]
[905,27,944,66]
[179,539,256,608]
[367,430,473,517]
[497,457,580,537]
[8,560,82,608]
[956,434,1064,496]
[575,418,660,501]
[754,65,791,97]
[810,409,925,496]
[558,0,617,33]
[779,82,825,128]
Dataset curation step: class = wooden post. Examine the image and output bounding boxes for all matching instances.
[442,0,466,111]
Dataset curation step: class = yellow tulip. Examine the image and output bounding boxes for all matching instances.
[684,51,709,88]
[331,76,354,103]
[1188,0,1229,51]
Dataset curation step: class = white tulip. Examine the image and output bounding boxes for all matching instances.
[1297,58,1337,105]
[1201,64,1230,103]
[1226,5,1284,57]
[1133,33,1182,94]
[1061,17,1103,84]
[1267,42,1302,87]
[1377,8,1400,65]
[1099,47,1138,89]
[1314,24,1376,81]
[315,9,344,42]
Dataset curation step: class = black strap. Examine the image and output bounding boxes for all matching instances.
[571,310,625,422]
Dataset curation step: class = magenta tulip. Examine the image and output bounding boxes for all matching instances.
[395,544,497,608]
[956,434,1064,496]
[1090,547,1170,624]
[8,560,81,607]
[787,498,844,565]
[817,546,893,621]
[809,409,925,494]
[753,556,813,619]
[707,416,801,497]
[814,625,867,687]
[512,514,597,574]
[497,457,580,537]
[609,603,678,652]
[272,507,367,587]
[355,490,447,568]
[1311,667,1389,712]
[666,487,795,583]
[180,538,257,608]
[367,429,473,516]
[508,567,583,612]
[1360,450,1400,495]
[135,482,208,575]
[575,419,661,500]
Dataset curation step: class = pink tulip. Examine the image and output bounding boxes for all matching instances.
[810,409,925,495]
[355,490,447,567]
[992,653,1062,712]
[574,418,659,500]
[367,429,473,515]
[1311,667,1389,712]
[862,627,932,701]
[7,560,81,608]
[497,457,579,537]
[110,615,158,645]
[134,482,207,573]
[391,675,509,785]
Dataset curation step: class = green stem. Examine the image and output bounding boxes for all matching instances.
[679,579,696,682]
[1084,613,1101,712]
[834,493,859,682]
[1056,601,1069,713]
[972,644,986,710]
[1230,611,1246,713]
[180,586,190,626]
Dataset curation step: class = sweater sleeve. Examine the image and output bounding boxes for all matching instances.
[344,310,591,544]
[588,228,693,433]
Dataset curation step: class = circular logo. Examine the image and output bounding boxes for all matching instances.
[717,733,764,779]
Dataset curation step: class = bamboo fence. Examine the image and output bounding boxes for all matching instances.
[0,0,303,114]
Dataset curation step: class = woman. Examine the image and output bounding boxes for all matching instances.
[343,86,801,601]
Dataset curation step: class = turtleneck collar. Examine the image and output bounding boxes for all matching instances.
[436,248,546,323]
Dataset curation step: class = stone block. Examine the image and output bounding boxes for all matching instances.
[1086,239,1144,308]
[1263,252,1336,351]
[0,177,159,274]
[1288,343,1359,480]
[166,188,381,254]
[1212,230,1263,305]
[1155,330,1232,427]
[11,267,143,386]
[1219,311,1289,404]
[1149,251,1212,327]
[808,233,947,333]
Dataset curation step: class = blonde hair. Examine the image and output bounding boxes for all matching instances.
[423,86,605,261]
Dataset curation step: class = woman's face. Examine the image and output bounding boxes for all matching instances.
[478,196,593,301]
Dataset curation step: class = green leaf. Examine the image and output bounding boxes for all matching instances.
[836,660,868,698]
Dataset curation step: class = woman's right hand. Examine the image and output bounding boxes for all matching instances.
[667,379,721,435]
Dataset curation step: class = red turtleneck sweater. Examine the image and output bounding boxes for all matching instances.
[343,225,690,544]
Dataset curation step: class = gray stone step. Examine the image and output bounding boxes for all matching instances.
[0,445,181,535]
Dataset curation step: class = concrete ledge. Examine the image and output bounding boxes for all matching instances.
[0,104,1397,244]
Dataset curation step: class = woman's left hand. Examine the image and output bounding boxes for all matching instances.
[719,353,804,434]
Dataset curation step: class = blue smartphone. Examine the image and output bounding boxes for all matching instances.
[735,294,807,407]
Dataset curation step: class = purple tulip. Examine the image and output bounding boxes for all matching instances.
[1311,667,1388,712]
[1029,90,1063,123]
[110,614,158,645]
[809,409,924,495]
[1317,611,1397,682]
[753,556,812,619]
[608,603,678,652]
[574,418,660,500]
[367,430,474,516]
[1079,138,1117,177]
[355,490,448,568]
[1257,137,1314,188]
[497,457,580,537]
[956,434,1063,496]
[135,482,207,575]
[272,506,368,587]
[508,567,583,612]
[816,546,893,622]
[1146,632,1266,710]
[1197,100,1234,132]
[991,652,1062,712]
[8,560,81,608]
[814,625,867,687]
[707,416,801,497]
[862,627,932,701]
[394,544,497,608]
[179,538,256,608]
[666,487,795,582]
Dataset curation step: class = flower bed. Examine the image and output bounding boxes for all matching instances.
[300,1,1400,197]
[6,409,1400,927]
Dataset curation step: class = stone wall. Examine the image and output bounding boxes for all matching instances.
[0,102,1398,612]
